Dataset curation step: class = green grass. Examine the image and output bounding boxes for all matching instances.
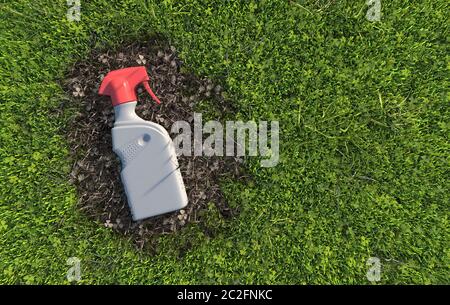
[0,0,449,284]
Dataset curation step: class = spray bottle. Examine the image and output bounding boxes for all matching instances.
[98,66,188,221]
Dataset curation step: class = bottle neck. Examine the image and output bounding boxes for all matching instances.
[113,101,143,124]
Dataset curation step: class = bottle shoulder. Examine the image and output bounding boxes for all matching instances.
[113,120,169,134]
[112,121,171,148]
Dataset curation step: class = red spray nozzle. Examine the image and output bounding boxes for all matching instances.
[98,66,160,106]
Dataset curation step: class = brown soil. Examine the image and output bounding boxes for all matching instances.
[61,38,246,250]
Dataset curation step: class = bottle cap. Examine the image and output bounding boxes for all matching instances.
[98,66,160,106]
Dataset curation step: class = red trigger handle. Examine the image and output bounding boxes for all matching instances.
[143,81,161,104]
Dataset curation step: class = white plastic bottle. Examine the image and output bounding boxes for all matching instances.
[99,66,187,221]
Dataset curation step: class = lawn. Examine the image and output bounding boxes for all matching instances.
[0,0,448,284]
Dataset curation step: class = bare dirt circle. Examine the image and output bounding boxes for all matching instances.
[62,38,247,250]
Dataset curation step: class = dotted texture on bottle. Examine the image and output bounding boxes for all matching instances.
[116,136,148,168]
